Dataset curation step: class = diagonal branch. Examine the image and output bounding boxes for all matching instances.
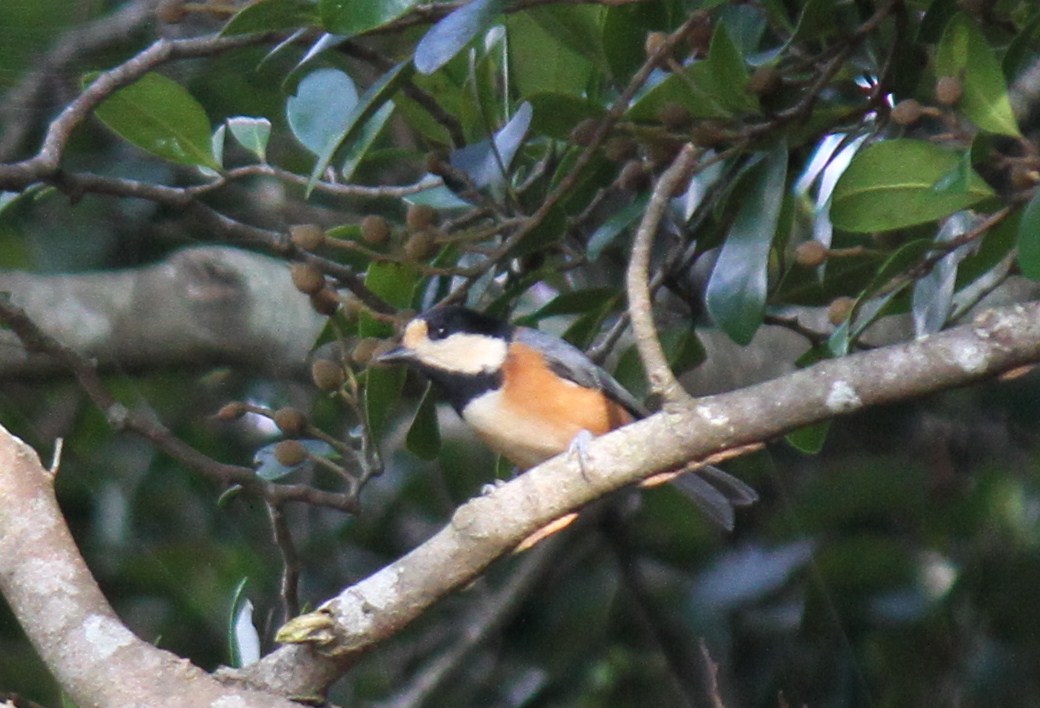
[230,300,1040,696]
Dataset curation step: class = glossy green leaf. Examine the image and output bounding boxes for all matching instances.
[518,288,618,323]
[830,140,994,233]
[286,68,357,156]
[362,262,418,442]
[222,0,317,35]
[526,93,602,140]
[307,62,412,194]
[505,11,594,98]
[92,72,218,169]
[448,102,531,189]
[587,194,649,260]
[414,0,507,75]
[525,4,608,74]
[935,13,1021,137]
[340,101,394,181]
[405,383,442,460]
[227,578,259,669]
[706,146,788,345]
[1017,189,1040,280]
[227,117,271,162]
[320,0,418,35]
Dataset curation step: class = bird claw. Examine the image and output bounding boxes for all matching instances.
[568,429,595,482]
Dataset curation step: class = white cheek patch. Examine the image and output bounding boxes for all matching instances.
[412,332,508,374]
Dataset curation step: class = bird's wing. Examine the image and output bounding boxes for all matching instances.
[513,327,649,418]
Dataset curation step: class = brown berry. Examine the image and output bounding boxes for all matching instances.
[273,440,308,467]
[361,214,391,245]
[603,137,639,163]
[827,296,856,326]
[644,31,670,63]
[748,65,782,97]
[311,359,345,391]
[351,337,380,366]
[684,11,712,57]
[795,241,828,268]
[646,139,683,168]
[570,118,600,147]
[617,160,651,192]
[403,230,438,261]
[891,99,925,126]
[289,223,325,250]
[935,76,963,106]
[215,401,247,421]
[657,102,693,131]
[690,120,729,148]
[309,288,341,316]
[273,407,308,437]
[406,204,438,231]
[291,263,325,295]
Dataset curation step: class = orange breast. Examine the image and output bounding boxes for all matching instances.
[461,342,633,469]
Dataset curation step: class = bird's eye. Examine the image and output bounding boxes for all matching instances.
[430,325,449,340]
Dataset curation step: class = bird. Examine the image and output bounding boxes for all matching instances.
[376,305,757,529]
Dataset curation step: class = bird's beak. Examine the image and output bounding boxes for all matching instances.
[375,345,415,365]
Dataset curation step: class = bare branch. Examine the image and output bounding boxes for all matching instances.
[0,425,299,707]
[626,143,699,405]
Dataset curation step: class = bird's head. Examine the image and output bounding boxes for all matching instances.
[377,306,512,375]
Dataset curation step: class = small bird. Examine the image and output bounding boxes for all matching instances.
[377,306,756,528]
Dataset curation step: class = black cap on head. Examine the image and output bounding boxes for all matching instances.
[422,306,511,341]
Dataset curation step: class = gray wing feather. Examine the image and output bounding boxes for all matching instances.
[514,327,649,417]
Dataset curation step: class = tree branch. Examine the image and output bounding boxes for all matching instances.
[626,143,699,405]
[0,426,300,707]
[234,300,1040,696]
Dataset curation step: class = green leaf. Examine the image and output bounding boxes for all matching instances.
[935,13,1021,137]
[92,72,218,169]
[320,0,418,35]
[587,194,649,260]
[340,101,394,181]
[358,262,418,337]
[505,11,594,98]
[526,93,602,140]
[227,116,271,162]
[227,578,259,669]
[405,383,442,460]
[1017,189,1040,280]
[222,0,317,35]
[705,145,788,345]
[414,0,507,75]
[307,62,413,195]
[518,288,618,323]
[786,421,830,454]
[830,140,994,233]
[626,23,757,122]
[524,4,608,75]
[286,68,358,156]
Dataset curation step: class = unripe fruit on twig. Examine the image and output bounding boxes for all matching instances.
[289,224,325,250]
[618,160,651,192]
[361,214,391,245]
[311,359,345,391]
[935,76,963,106]
[891,99,925,126]
[309,288,340,316]
[748,65,782,97]
[828,296,856,326]
[644,31,670,63]
[658,103,693,131]
[603,137,639,163]
[795,241,828,268]
[274,407,308,437]
[403,230,439,261]
[274,440,308,467]
[291,263,325,295]
[406,204,438,231]
[351,338,381,366]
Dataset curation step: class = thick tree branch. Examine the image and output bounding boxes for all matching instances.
[0,426,300,707]
[233,300,1040,696]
